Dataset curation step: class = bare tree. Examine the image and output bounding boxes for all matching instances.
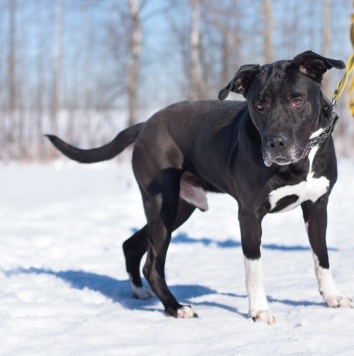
[0,2,4,156]
[6,0,17,152]
[322,0,332,96]
[190,0,201,100]
[218,2,239,85]
[107,0,146,126]
[262,0,274,63]
[0,0,353,161]
[164,1,190,98]
[35,1,44,132]
[127,0,143,126]
[8,0,16,114]
[52,0,63,133]
[202,0,242,94]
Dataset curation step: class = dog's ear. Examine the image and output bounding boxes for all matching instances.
[293,50,345,83]
[218,64,260,100]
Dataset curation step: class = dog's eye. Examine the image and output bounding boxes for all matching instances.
[292,98,303,107]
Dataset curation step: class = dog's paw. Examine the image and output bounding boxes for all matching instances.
[166,305,198,318]
[323,294,353,308]
[177,305,198,319]
[131,285,155,300]
[250,309,276,325]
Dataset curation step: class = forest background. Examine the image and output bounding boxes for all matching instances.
[1,0,353,160]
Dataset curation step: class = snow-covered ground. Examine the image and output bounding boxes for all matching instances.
[1,157,354,355]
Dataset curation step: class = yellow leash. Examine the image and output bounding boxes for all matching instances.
[332,54,354,103]
[332,11,354,116]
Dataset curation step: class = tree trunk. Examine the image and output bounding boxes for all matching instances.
[322,0,331,96]
[127,0,141,126]
[262,0,274,63]
[52,0,62,134]
[36,0,44,144]
[7,0,16,153]
[190,0,201,100]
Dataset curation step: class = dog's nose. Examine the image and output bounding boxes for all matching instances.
[267,135,288,150]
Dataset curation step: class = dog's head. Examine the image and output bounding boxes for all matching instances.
[219,51,345,167]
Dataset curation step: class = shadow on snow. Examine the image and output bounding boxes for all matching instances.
[5,266,324,319]
[3,231,333,318]
[4,267,248,317]
[171,232,338,252]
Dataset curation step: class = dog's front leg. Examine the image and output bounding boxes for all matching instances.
[302,201,353,308]
[239,209,276,324]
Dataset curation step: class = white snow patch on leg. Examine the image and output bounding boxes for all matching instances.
[312,253,353,308]
[244,257,276,324]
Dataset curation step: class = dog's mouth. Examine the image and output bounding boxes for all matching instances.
[263,143,310,167]
[274,156,292,165]
[263,155,294,167]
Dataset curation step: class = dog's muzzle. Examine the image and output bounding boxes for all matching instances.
[262,135,309,167]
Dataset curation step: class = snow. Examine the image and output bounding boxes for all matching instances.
[1,157,354,355]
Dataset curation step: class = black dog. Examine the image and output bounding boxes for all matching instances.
[47,51,353,324]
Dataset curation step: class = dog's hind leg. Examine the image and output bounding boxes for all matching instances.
[139,171,199,318]
[123,200,196,300]
[130,127,199,317]
[123,225,153,299]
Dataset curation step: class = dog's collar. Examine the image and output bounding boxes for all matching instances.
[307,101,339,149]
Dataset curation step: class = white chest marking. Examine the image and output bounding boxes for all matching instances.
[268,147,330,213]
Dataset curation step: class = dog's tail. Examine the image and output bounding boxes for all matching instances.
[45,123,144,163]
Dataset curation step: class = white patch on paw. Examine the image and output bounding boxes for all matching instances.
[251,310,276,325]
[323,294,353,308]
[244,258,275,324]
[177,305,198,318]
[129,275,155,299]
[312,253,352,308]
